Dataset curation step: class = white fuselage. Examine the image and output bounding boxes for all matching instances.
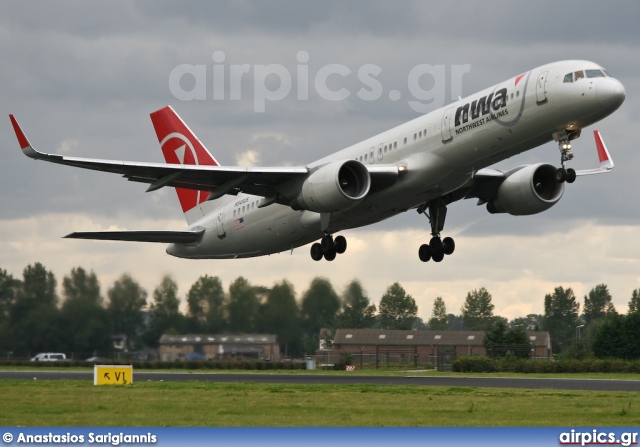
[167,60,624,259]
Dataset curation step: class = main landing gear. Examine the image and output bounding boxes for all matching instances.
[310,234,347,261]
[417,200,455,263]
[553,130,578,184]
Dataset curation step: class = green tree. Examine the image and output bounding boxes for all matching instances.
[583,284,617,325]
[227,277,260,333]
[629,289,640,314]
[107,274,147,351]
[0,268,18,323]
[510,314,543,332]
[59,267,112,357]
[186,275,226,333]
[10,263,60,356]
[447,314,465,330]
[543,286,580,354]
[483,320,530,358]
[336,280,376,329]
[427,297,448,330]
[10,262,57,325]
[378,282,417,330]
[0,269,19,351]
[461,287,495,331]
[593,312,640,360]
[144,275,184,347]
[300,277,341,353]
[259,280,303,357]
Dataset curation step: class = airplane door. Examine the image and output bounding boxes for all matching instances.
[536,70,548,104]
[441,107,454,142]
[216,212,226,239]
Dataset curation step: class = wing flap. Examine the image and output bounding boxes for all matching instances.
[64,229,205,243]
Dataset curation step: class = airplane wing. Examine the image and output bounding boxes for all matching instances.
[458,130,615,205]
[10,115,400,201]
[64,229,205,243]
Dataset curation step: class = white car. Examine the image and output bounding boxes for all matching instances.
[30,353,66,362]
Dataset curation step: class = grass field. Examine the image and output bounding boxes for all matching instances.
[1,378,639,426]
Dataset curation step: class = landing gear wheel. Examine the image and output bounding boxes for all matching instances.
[320,235,334,253]
[566,168,576,184]
[418,244,431,262]
[310,243,323,261]
[432,250,445,263]
[334,235,347,254]
[442,237,455,255]
[323,248,337,261]
[556,168,567,183]
[429,236,443,253]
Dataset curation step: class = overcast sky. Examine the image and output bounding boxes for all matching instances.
[1,1,639,322]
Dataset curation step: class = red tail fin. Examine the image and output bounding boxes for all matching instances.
[150,106,219,213]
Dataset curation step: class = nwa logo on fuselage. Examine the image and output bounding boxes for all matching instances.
[454,88,508,127]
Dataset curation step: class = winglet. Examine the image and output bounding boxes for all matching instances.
[575,130,614,176]
[9,115,41,159]
[593,130,614,170]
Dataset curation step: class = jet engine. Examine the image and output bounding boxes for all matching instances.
[291,160,371,213]
[486,163,564,216]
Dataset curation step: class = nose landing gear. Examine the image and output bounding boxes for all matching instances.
[417,199,455,263]
[553,130,579,184]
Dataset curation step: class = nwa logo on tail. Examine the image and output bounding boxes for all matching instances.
[454,88,508,131]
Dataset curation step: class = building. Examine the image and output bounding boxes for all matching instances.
[159,334,280,361]
[320,329,551,367]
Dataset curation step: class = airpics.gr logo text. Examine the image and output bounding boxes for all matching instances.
[168,50,472,113]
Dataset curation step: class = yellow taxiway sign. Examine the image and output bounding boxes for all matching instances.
[93,365,133,385]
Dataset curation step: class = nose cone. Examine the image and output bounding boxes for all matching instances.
[596,78,626,110]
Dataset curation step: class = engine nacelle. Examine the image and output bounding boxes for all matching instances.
[487,163,564,216]
[291,160,371,213]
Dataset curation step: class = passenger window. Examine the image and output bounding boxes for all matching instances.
[233,210,236,217]
[364,153,367,161]
[414,133,417,140]
[404,137,407,144]
[418,131,422,138]
[242,206,245,213]
[563,73,573,83]
[574,70,584,81]
[394,142,397,149]
[586,69,605,78]
[360,156,363,162]
[516,91,520,97]
[384,145,387,153]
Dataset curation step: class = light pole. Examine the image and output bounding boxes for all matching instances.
[576,324,585,345]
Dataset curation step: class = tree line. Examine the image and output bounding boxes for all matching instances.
[1,263,639,360]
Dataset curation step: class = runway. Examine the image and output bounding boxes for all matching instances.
[1,370,639,391]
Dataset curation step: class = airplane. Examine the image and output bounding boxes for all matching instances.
[10,60,625,263]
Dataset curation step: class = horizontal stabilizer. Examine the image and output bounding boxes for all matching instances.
[64,229,204,243]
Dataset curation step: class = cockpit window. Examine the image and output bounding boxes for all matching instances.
[574,70,585,81]
[586,69,605,78]
[563,73,573,83]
